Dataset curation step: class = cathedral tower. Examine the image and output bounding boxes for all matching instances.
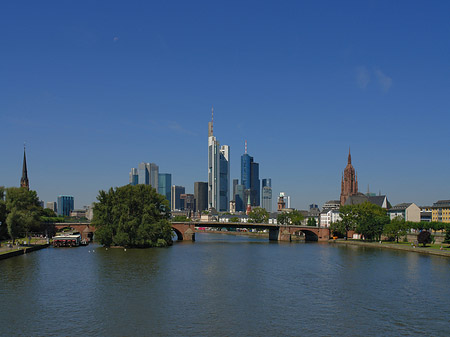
[340,148,358,205]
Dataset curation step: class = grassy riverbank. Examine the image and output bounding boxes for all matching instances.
[331,239,450,257]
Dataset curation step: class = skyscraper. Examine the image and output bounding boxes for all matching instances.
[136,162,159,190]
[194,182,208,213]
[129,168,138,185]
[158,173,172,208]
[57,195,74,216]
[208,107,230,211]
[240,141,260,207]
[171,185,185,211]
[262,178,272,212]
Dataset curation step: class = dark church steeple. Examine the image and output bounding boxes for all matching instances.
[20,145,29,190]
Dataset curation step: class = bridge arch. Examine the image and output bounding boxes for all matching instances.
[172,227,184,241]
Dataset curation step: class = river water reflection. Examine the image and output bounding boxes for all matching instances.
[1,233,449,336]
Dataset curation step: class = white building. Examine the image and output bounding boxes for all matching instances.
[388,203,421,222]
[319,209,341,227]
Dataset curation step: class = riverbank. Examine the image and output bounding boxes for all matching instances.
[331,239,450,257]
[0,243,50,260]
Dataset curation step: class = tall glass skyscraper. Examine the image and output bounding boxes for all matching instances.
[262,178,272,212]
[240,142,260,207]
[136,162,159,190]
[129,168,138,185]
[57,195,74,216]
[207,108,230,212]
[158,173,172,208]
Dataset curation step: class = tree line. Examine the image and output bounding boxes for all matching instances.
[330,202,450,244]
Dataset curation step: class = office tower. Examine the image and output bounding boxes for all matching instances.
[147,163,159,190]
[219,145,230,212]
[180,194,195,212]
[57,195,74,216]
[232,179,239,200]
[262,178,272,212]
[138,162,149,185]
[235,184,245,212]
[20,145,29,190]
[207,107,230,211]
[137,162,159,190]
[171,185,185,211]
[240,141,260,207]
[129,168,138,186]
[46,201,57,213]
[158,173,172,208]
[194,182,208,213]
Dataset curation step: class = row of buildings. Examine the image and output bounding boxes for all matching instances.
[128,108,274,214]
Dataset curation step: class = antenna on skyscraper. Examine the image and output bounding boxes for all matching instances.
[245,140,247,154]
[211,106,214,135]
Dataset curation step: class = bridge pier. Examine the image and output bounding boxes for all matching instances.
[172,223,196,241]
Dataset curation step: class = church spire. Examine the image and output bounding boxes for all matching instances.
[20,144,29,190]
[348,147,352,164]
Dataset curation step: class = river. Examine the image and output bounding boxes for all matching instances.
[1,233,449,336]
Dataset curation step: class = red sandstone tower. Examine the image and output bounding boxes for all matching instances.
[340,148,358,205]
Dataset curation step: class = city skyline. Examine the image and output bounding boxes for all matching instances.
[1,1,449,209]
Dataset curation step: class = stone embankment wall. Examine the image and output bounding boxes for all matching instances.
[0,244,49,261]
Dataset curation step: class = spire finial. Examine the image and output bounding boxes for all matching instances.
[348,146,352,164]
[211,105,214,134]
[245,140,247,154]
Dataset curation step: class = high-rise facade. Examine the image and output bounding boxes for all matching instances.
[262,178,272,212]
[340,149,358,206]
[46,201,57,213]
[135,162,159,190]
[57,195,74,216]
[158,173,172,208]
[240,141,260,207]
[194,182,208,213]
[129,168,138,185]
[207,108,230,211]
[171,185,185,211]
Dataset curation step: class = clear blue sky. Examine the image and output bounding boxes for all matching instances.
[1,1,449,209]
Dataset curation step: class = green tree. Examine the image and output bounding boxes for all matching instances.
[0,186,7,239]
[444,224,450,244]
[92,184,172,247]
[4,187,41,243]
[248,207,269,223]
[276,210,304,226]
[172,215,190,222]
[331,205,359,239]
[384,216,408,243]
[306,217,317,227]
[229,217,240,223]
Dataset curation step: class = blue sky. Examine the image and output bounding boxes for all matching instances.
[1,1,449,209]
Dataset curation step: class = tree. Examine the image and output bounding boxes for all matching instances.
[0,186,7,239]
[4,187,41,243]
[417,230,432,247]
[444,224,450,244]
[354,202,389,241]
[384,216,407,243]
[172,215,190,222]
[229,217,240,223]
[276,210,304,226]
[332,205,358,239]
[92,184,173,247]
[248,207,269,223]
[306,217,317,227]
